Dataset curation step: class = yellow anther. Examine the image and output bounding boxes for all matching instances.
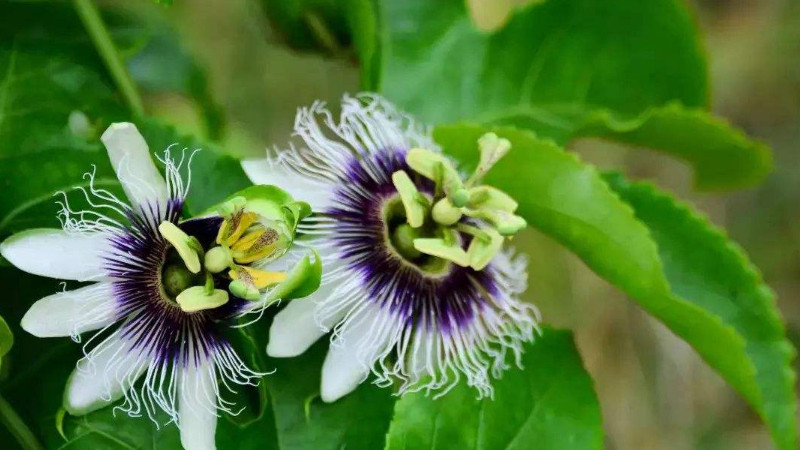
[232,228,282,264]
[229,266,287,290]
[158,221,201,274]
[216,210,258,246]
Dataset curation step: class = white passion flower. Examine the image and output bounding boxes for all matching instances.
[0,123,319,450]
[242,94,540,402]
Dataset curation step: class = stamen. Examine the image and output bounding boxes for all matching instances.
[413,232,469,267]
[232,228,282,264]
[466,185,518,212]
[175,286,229,312]
[217,210,258,247]
[463,209,527,236]
[391,170,427,228]
[229,266,287,290]
[158,221,201,274]
[460,225,504,270]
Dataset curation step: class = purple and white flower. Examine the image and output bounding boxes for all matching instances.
[0,123,305,450]
[243,94,540,402]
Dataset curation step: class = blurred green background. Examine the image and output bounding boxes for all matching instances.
[2,0,799,448]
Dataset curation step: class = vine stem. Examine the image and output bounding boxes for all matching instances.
[72,0,145,117]
[0,393,44,450]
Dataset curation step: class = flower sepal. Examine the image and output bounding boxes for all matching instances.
[264,249,322,303]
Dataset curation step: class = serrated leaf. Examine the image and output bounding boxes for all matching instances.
[490,103,773,190]
[384,329,603,450]
[370,0,707,122]
[434,124,797,450]
[603,172,798,450]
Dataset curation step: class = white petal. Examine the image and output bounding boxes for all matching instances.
[22,283,117,338]
[179,358,218,450]
[267,296,326,358]
[64,334,149,415]
[101,122,168,210]
[0,229,109,281]
[241,158,335,211]
[320,305,393,403]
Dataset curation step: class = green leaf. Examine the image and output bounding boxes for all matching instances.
[384,329,603,450]
[266,339,396,450]
[0,2,247,236]
[489,103,773,190]
[371,0,707,122]
[364,0,771,190]
[0,316,13,364]
[603,172,798,450]
[434,124,797,450]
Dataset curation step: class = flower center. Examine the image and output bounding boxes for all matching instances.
[386,133,528,272]
[383,196,450,275]
[162,259,200,299]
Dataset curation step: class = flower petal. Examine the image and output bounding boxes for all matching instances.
[0,229,109,281]
[267,296,327,358]
[241,158,335,211]
[22,283,117,338]
[179,358,218,450]
[320,304,393,403]
[64,334,149,415]
[101,122,168,210]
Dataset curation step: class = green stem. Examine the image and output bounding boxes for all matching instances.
[72,0,145,117]
[0,393,44,450]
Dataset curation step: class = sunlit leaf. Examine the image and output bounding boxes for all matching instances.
[603,172,798,450]
[489,103,773,190]
[435,124,797,450]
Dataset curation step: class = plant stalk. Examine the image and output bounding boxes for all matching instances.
[72,0,145,117]
[0,393,44,450]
